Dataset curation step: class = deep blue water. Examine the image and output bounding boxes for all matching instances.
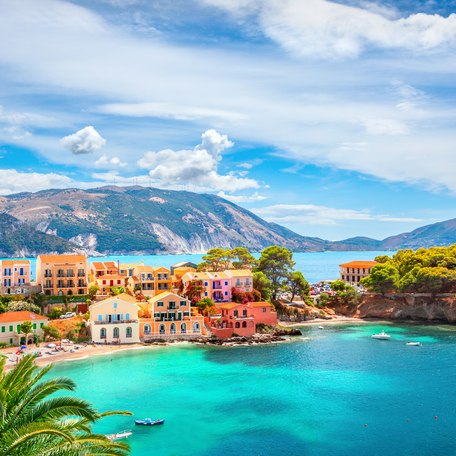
[3,251,391,283]
[49,323,456,456]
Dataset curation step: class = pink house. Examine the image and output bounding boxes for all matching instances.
[207,300,277,339]
[182,271,231,302]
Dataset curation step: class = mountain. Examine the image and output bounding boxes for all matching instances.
[0,186,327,256]
[380,218,456,249]
[0,186,453,256]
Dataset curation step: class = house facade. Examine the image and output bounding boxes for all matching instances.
[36,255,88,296]
[89,294,140,344]
[182,271,231,302]
[128,266,172,297]
[0,260,40,296]
[339,261,379,286]
[0,311,48,345]
[139,292,204,339]
[226,269,253,293]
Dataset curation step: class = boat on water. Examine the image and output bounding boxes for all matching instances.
[406,342,421,346]
[318,326,324,329]
[135,418,165,426]
[105,431,132,441]
[371,331,391,340]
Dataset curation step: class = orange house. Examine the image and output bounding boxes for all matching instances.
[139,292,204,339]
[0,259,39,296]
[340,260,379,285]
[129,265,172,297]
[36,254,88,296]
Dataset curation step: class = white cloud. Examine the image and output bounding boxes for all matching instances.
[217,191,267,203]
[95,154,126,168]
[253,204,425,225]
[202,0,456,59]
[137,129,259,192]
[0,169,74,195]
[61,126,106,155]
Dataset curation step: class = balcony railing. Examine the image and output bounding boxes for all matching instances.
[93,319,138,325]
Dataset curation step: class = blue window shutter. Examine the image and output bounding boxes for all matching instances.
[98,315,102,321]
[126,313,130,320]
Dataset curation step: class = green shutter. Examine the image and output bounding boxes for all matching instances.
[1,326,5,333]
[9,325,12,332]
[33,323,37,330]
[40,323,44,328]
[16,325,21,333]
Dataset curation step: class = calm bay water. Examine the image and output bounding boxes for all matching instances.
[13,251,392,283]
[49,323,456,456]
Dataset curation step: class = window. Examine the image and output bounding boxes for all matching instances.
[184,312,190,317]
[33,323,37,330]
[169,301,176,309]
[1,326,5,333]
[181,323,186,334]
[159,324,165,334]
[16,325,21,333]
[144,324,151,334]
[9,325,13,332]
[126,313,130,320]
[157,302,164,307]
[98,315,102,321]
[225,281,228,286]
[234,310,238,317]
[242,309,247,317]
[170,323,176,334]
[193,322,200,333]
[180,301,186,307]
[263,307,267,313]
[224,291,228,296]
[40,323,44,328]
[126,327,132,338]
[19,267,24,275]
[113,327,119,338]
[100,328,106,339]
[204,282,208,286]
[204,292,208,296]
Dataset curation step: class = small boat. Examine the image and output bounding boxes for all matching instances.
[371,331,391,340]
[406,342,421,346]
[105,431,132,441]
[318,326,324,329]
[135,418,165,426]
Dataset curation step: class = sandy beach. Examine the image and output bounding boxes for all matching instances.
[1,342,164,372]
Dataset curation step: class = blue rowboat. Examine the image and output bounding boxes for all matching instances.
[135,418,165,426]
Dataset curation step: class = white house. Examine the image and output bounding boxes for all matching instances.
[89,294,140,344]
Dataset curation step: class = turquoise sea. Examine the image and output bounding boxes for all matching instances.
[9,251,392,283]
[49,323,456,455]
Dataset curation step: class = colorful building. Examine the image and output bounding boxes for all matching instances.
[139,292,204,339]
[0,259,40,296]
[128,265,172,297]
[89,294,140,344]
[36,254,88,296]
[225,269,253,293]
[207,301,277,339]
[182,271,231,302]
[0,311,48,345]
[339,260,379,286]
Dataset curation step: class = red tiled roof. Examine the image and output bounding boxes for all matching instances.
[339,261,378,268]
[0,311,47,323]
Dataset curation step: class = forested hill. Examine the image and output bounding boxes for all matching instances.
[0,186,453,256]
[0,186,327,256]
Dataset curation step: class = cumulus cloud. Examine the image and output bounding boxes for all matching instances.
[0,169,74,195]
[61,126,106,155]
[95,154,126,168]
[217,191,267,203]
[202,0,456,59]
[253,204,425,225]
[137,129,259,192]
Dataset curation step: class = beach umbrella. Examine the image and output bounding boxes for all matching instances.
[20,345,27,349]
[47,343,56,348]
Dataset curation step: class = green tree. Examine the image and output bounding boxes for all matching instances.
[330,280,349,293]
[253,271,271,300]
[6,301,40,314]
[42,325,61,341]
[0,354,131,455]
[256,246,295,300]
[20,321,33,345]
[48,306,63,320]
[110,286,125,296]
[198,248,233,271]
[288,271,310,302]
[88,284,100,299]
[361,264,399,295]
[230,247,257,269]
[195,297,216,316]
[374,255,392,264]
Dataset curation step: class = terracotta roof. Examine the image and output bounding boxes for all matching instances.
[217,302,244,310]
[135,265,155,273]
[149,291,185,302]
[38,254,87,264]
[225,269,253,277]
[0,260,30,266]
[249,301,273,308]
[91,262,105,269]
[0,311,47,323]
[340,261,379,268]
[96,274,125,280]
[151,266,170,272]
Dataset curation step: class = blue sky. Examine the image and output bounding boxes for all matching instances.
[0,0,455,241]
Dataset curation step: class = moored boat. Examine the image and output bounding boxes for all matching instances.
[371,331,391,340]
[135,418,165,426]
[406,342,421,346]
[105,431,132,441]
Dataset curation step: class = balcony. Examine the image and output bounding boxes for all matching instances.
[212,285,222,290]
[44,273,53,278]
[93,319,138,325]
[43,284,53,289]
[78,272,85,277]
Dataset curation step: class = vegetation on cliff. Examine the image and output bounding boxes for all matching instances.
[362,244,456,295]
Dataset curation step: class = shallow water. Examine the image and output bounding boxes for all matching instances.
[49,323,456,455]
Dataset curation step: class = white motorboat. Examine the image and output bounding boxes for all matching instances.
[106,431,132,441]
[406,342,421,346]
[371,331,390,340]
[318,326,324,329]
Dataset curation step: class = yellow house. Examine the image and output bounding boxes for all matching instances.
[89,294,140,344]
[139,292,204,339]
[0,311,48,345]
[225,269,254,292]
[129,265,173,297]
